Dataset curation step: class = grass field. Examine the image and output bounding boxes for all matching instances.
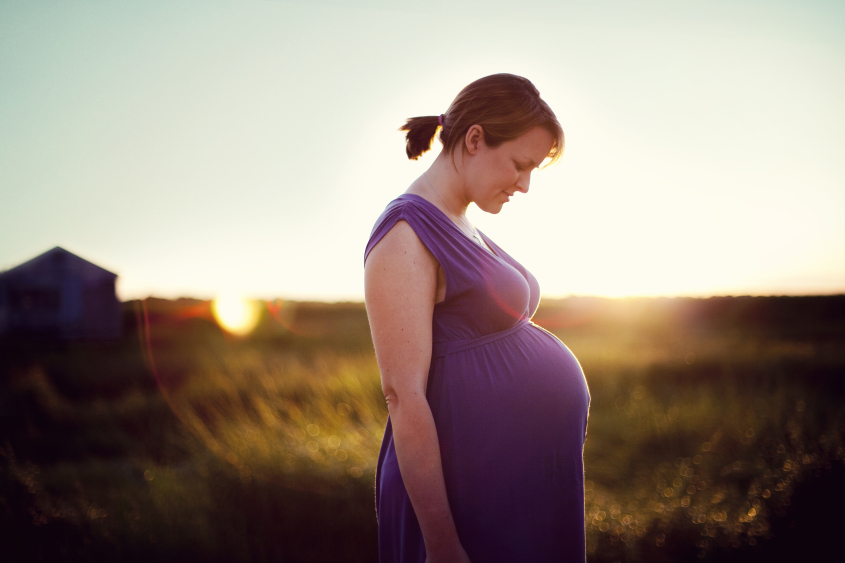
[1,295,844,562]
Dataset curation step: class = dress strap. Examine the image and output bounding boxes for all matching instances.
[365,195,479,305]
[364,195,458,265]
[432,321,530,358]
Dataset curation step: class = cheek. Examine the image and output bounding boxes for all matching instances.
[493,159,515,181]
[502,164,519,185]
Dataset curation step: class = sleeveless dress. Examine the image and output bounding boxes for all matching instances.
[365,194,590,563]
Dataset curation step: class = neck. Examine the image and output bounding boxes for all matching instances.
[420,151,470,218]
[408,149,488,248]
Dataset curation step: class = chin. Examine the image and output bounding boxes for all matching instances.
[477,200,506,215]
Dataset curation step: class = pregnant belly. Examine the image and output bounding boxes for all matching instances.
[427,323,590,456]
[425,324,591,553]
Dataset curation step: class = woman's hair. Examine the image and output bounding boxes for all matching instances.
[400,73,564,165]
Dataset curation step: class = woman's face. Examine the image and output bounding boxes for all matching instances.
[462,125,555,214]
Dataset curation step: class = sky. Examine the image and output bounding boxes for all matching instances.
[1,0,843,302]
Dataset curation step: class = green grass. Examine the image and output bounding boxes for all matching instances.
[1,296,843,562]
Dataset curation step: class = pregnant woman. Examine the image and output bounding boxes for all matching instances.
[364,73,590,563]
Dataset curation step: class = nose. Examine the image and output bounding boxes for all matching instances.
[516,172,530,194]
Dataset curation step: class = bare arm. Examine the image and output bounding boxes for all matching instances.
[365,220,470,563]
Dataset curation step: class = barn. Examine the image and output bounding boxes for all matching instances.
[0,247,122,340]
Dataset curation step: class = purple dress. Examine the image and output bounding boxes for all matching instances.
[365,194,590,563]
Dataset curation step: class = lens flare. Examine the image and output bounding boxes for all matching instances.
[212,294,261,336]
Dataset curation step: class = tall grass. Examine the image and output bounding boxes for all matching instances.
[1,296,843,562]
[172,349,386,488]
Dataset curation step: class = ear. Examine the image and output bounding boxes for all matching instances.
[464,125,485,156]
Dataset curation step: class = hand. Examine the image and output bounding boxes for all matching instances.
[425,541,471,563]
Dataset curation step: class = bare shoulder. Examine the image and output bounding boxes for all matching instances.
[365,219,438,274]
[365,219,438,328]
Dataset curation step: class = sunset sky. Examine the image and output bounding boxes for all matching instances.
[1,0,843,302]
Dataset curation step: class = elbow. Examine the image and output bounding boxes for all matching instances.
[382,386,398,409]
[382,384,425,416]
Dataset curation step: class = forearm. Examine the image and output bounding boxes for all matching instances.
[389,391,459,554]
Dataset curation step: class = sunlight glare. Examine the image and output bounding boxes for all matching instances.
[212,294,261,336]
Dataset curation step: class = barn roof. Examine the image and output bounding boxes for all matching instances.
[0,247,117,283]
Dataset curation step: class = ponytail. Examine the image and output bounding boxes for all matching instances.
[399,115,442,160]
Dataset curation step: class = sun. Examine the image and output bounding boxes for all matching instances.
[212,294,261,336]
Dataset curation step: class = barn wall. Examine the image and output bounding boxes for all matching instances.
[0,249,123,340]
